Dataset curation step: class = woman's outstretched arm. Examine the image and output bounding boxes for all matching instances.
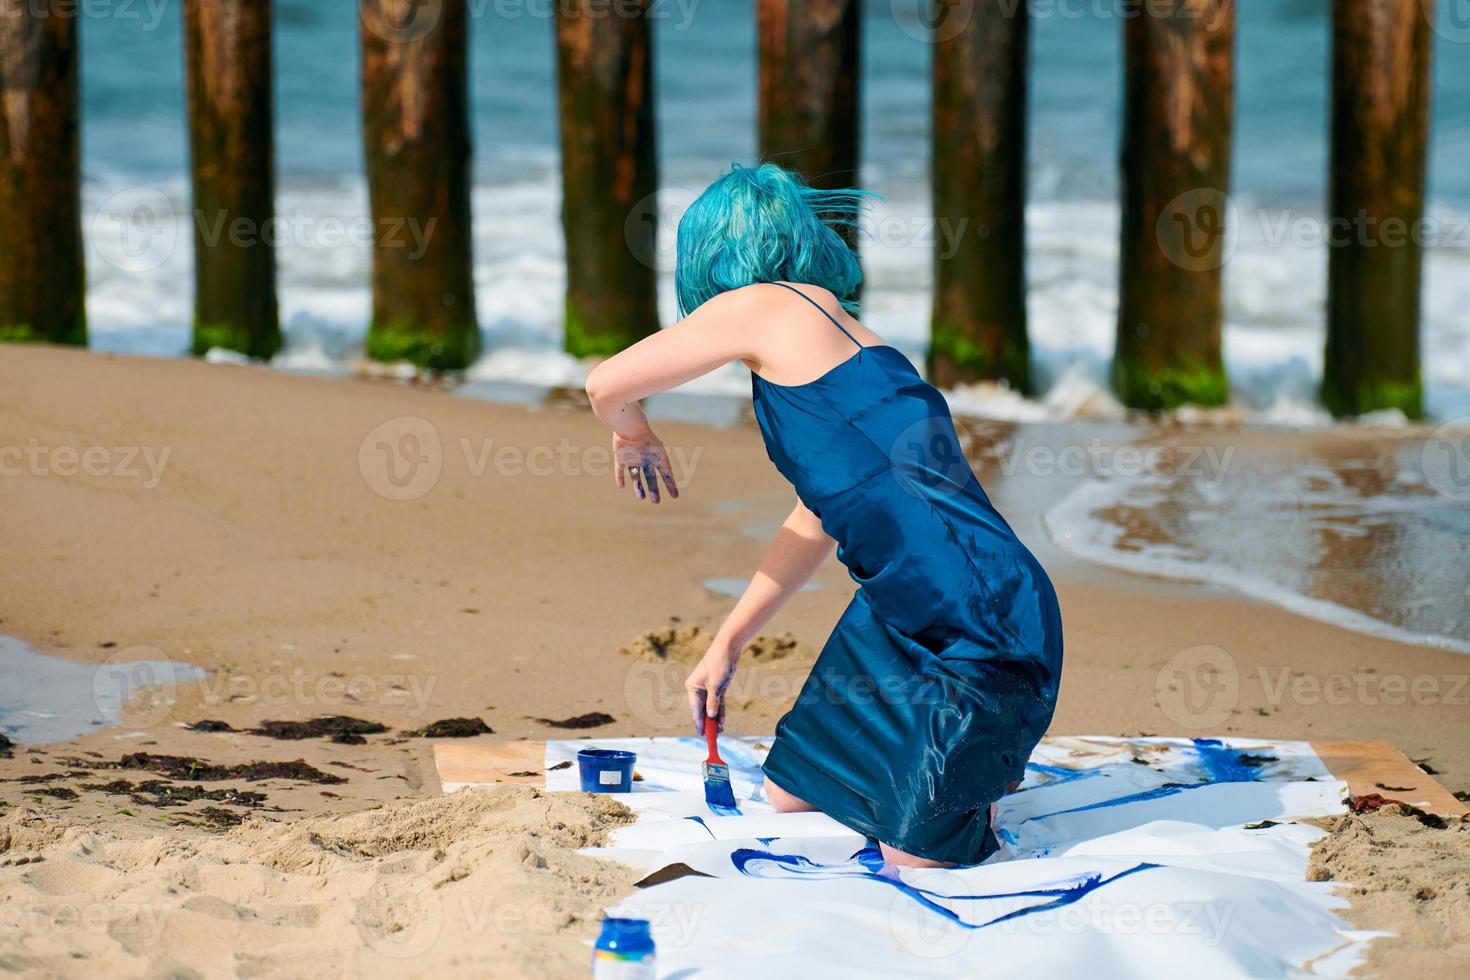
[585,288,772,502]
[684,500,835,732]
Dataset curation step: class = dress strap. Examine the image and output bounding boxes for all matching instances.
[771,282,863,350]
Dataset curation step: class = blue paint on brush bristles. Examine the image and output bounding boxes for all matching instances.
[703,762,738,810]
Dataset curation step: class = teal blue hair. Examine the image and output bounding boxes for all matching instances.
[674,163,873,318]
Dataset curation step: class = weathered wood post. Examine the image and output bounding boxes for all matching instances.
[0,1,85,346]
[554,0,659,356]
[361,0,479,370]
[757,0,862,238]
[184,0,281,359]
[930,0,1030,391]
[1323,0,1432,419]
[1115,0,1235,411]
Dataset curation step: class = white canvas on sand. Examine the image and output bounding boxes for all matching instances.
[539,735,1382,978]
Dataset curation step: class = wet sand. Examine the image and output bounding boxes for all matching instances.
[1,345,1466,974]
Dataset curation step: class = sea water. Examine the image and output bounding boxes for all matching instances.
[76,4,1470,422]
[0,635,207,745]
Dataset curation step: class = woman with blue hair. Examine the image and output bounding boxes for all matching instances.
[586,163,1062,867]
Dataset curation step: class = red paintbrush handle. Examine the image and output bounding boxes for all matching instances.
[704,714,722,764]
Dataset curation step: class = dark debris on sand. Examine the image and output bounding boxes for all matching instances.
[97,753,347,785]
[0,734,13,759]
[532,712,615,730]
[185,720,238,733]
[247,716,390,741]
[1349,793,1449,829]
[24,786,79,801]
[406,718,494,738]
[81,778,269,809]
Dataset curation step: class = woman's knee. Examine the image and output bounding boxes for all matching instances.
[764,776,816,813]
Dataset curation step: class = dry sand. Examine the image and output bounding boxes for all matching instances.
[0,785,635,977]
[1,345,1467,976]
[1308,806,1470,973]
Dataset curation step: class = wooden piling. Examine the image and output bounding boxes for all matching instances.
[1115,0,1235,411]
[554,0,659,356]
[184,0,280,360]
[930,0,1029,391]
[757,0,862,215]
[361,0,479,370]
[1323,0,1432,419]
[0,1,85,346]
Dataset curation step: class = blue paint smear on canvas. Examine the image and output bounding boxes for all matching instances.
[731,846,1157,929]
[1016,739,1266,826]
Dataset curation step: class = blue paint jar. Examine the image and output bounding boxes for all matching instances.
[577,749,636,793]
[592,916,655,978]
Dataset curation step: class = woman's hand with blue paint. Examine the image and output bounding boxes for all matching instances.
[685,641,738,733]
[612,431,679,504]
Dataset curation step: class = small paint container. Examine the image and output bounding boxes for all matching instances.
[592,916,655,978]
[577,748,636,793]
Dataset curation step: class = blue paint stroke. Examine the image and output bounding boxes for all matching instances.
[1016,739,1266,826]
[731,846,1157,930]
[684,815,716,840]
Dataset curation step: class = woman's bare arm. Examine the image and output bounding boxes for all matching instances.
[684,500,835,730]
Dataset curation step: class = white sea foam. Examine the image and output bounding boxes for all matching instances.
[81,173,1470,426]
[1045,473,1470,655]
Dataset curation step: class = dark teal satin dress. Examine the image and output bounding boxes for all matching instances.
[755,283,1063,865]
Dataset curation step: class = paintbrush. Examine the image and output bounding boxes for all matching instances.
[702,715,737,809]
